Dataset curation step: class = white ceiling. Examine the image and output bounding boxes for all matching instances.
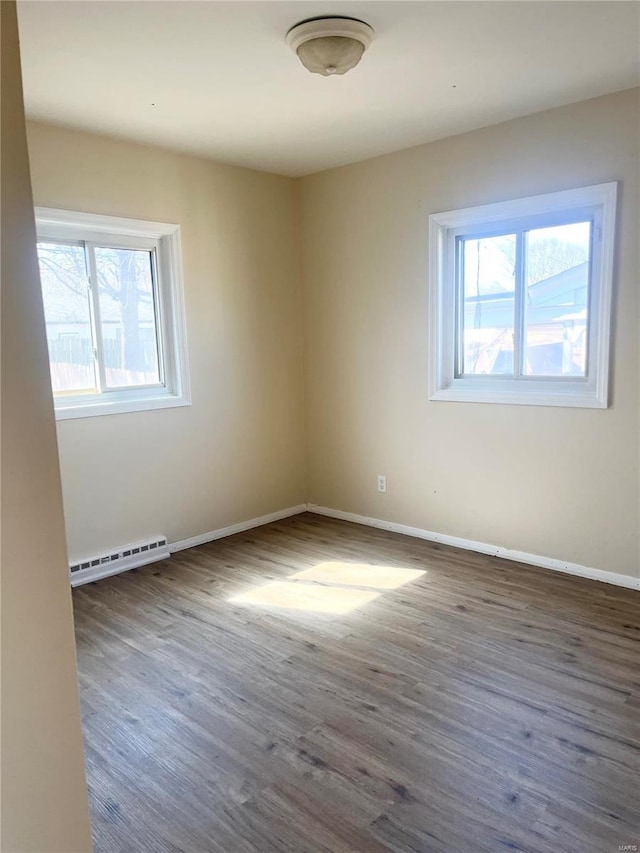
[17,1,640,177]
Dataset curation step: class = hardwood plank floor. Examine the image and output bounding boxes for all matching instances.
[73,513,640,853]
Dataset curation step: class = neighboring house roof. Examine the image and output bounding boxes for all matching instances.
[464,262,588,329]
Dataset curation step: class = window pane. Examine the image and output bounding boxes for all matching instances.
[37,242,97,394]
[95,247,162,388]
[523,222,590,377]
[460,234,516,375]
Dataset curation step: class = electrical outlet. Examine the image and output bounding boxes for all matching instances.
[377,474,387,493]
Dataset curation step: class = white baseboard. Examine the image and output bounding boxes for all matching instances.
[169,504,308,553]
[307,504,640,591]
[72,503,639,593]
[71,506,307,587]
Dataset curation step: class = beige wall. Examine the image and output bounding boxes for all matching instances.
[300,89,640,580]
[24,90,640,582]
[26,122,306,561]
[0,3,92,849]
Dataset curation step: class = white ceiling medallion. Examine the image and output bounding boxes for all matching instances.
[286,17,375,77]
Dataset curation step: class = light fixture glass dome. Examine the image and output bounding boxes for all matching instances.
[296,36,365,77]
[286,17,374,77]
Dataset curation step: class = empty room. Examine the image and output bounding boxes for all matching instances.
[2,1,639,851]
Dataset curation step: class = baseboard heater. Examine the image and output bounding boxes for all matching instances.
[69,536,169,587]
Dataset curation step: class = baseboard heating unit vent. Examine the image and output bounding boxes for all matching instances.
[69,536,169,587]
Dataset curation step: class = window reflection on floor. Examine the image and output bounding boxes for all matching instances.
[229,561,426,615]
[290,561,425,590]
[229,580,380,615]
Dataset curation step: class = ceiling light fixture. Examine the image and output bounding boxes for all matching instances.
[286,17,374,77]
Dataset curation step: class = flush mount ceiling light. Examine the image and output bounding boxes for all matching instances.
[286,17,375,77]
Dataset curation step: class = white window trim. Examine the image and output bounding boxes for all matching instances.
[428,182,617,408]
[36,207,191,420]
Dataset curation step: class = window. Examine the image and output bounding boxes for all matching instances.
[429,183,617,408]
[35,208,190,419]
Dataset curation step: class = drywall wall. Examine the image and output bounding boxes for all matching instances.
[0,3,93,849]
[300,89,639,580]
[26,122,306,562]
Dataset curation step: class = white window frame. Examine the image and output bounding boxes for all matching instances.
[429,182,617,408]
[36,207,191,420]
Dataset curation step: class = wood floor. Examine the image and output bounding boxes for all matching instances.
[73,513,640,853]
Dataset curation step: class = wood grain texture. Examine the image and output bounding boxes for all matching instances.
[73,513,640,853]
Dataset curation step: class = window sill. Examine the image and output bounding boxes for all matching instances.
[54,393,191,420]
[430,381,606,409]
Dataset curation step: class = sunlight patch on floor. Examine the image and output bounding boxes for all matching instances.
[229,580,380,615]
[229,559,427,615]
[290,561,426,590]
